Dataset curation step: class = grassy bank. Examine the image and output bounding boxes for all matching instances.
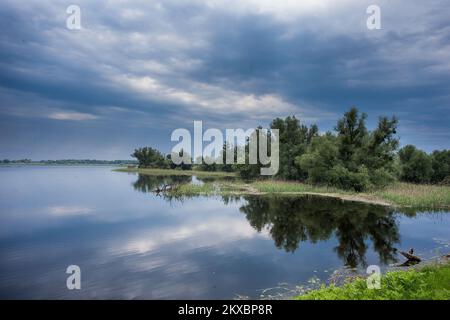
[166,180,450,208]
[370,183,450,208]
[114,168,450,208]
[251,181,450,208]
[169,183,216,196]
[296,262,450,300]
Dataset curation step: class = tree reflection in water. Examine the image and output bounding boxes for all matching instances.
[132,175,403,268]
[132,174,192,193]
[233,195,400,268]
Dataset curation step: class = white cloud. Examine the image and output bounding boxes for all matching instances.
[2,0,450,153]
[206,0,340,18]
[112,74,298,116]
[47,111,98,121]
[47,206,93,217]
[113,216,268,255]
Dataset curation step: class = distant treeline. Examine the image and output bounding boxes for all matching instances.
[0,159,138,165]
[131,107,449,191]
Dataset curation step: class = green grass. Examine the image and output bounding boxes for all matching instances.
[251,180,343,194]
[169,183,217,196]
[370,182,450,208]
[296,262,450,300]
[235,180,450,208]
[113,167,236,178]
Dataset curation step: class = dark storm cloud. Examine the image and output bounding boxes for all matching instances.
[0,0,449,158]
[191,9,450,114]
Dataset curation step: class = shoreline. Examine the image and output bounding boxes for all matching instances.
[116,167,450,209]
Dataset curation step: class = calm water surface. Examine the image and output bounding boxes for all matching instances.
[0,166,448,299]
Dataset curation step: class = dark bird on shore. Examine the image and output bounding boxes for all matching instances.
[409,248,414,254]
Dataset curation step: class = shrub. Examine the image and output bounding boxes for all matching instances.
[329,165,370,192]
[369,168,396,189]
[439,176,450,186]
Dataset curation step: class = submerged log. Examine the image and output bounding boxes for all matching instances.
[400,251,421,262]
[153,184,174,193]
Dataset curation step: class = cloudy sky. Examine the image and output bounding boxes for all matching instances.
[0,0,449,159]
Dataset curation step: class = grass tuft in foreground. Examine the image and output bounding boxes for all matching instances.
[296,262,450,300]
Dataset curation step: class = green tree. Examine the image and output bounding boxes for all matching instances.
[360,116,398,187]
[270,116,313,180]
[197,156,217,172]
[296,134,339,185]
[236,127,270,179]
[362,116,399,171]
[131,147,168,168]
[168,149,192,170]
[297,108,398,191]
[217,142,237,172]
[431,150,450,183]
[335,107,368,170]
[398,145,433,183]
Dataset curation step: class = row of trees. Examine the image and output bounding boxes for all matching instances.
[2,159,32,163]
[131,107,450,191]
[1,159,137,165]
[131,147,192,170]
[398,146,450,184]
[295,108,399,191]
[232,107,401,190]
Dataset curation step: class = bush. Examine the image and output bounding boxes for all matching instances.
[297,153,331,185]
[439,176,450,186]
[131,147,168,169]
[329,165,370,192]
[296,135,339,185]
[369,168,396,188]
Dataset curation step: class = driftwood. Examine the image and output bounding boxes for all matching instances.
[153,184,174,194]
[399,251,421,262]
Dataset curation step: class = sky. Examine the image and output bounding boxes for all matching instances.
[0,0,449,159]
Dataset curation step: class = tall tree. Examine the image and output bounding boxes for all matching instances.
[236,127,267,179]
[297,107,398,191]
[168,149,192,170]
[270,116,310,180]
[335,107,368,170]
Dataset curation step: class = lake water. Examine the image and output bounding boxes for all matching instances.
[0,166,449,299]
